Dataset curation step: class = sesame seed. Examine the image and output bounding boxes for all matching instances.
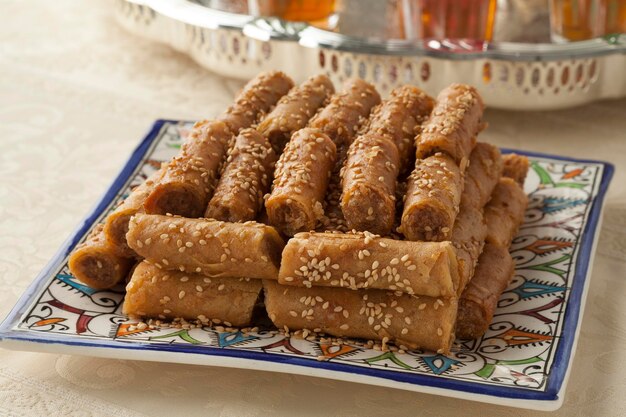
[178,291,185,299]
[196,285,203,292]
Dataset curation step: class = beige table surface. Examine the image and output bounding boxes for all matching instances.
[1,1,626,416]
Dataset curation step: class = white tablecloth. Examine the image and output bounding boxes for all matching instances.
[1,1,625,415]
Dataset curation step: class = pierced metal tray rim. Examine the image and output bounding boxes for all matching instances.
[136,0,626,61]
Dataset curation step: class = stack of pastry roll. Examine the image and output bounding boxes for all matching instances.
[143,72,295,218]
[400,84,485,241]
[265,232,460,353]
[266,78,380,237]
[265,83,525,353]
[312,79,381,233]
[68,71,294,291]
[265,84,463,353]
[123,74,338,326]
[340,85,434,236]
[123,214,285,326]
[67,72,535,353]
[456,155,529,339]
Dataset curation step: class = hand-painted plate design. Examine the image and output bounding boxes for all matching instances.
[0,120,613,411]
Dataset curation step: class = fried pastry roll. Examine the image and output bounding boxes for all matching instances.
[308,78,381,148]
[264,280,457,354]
[502,153,530,186]
[68,224,134,290]
[312,82,380,233]
[124,261,262,327]
[367,85,434,172]
[205,129,276,222]
[266,128,337,236]
[456,244,515,339]
[451,205,487,294]
[104,166,166,258]
[218,71,294,134]
[126,214,285,280]
[257,74,335,152]
[460,142,503,210]
[400,152,464,241]
[415,83,484,164]
[484,177,528,247]
[278,231,459,298]
[143,120,231,217]
[340,133,400,235]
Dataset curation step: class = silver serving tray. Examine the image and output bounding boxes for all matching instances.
[114,0,626,109]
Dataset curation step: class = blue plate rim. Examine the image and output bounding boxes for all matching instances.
[0,119,615,404]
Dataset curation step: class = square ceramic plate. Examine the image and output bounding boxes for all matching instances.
[0,120,613,411]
